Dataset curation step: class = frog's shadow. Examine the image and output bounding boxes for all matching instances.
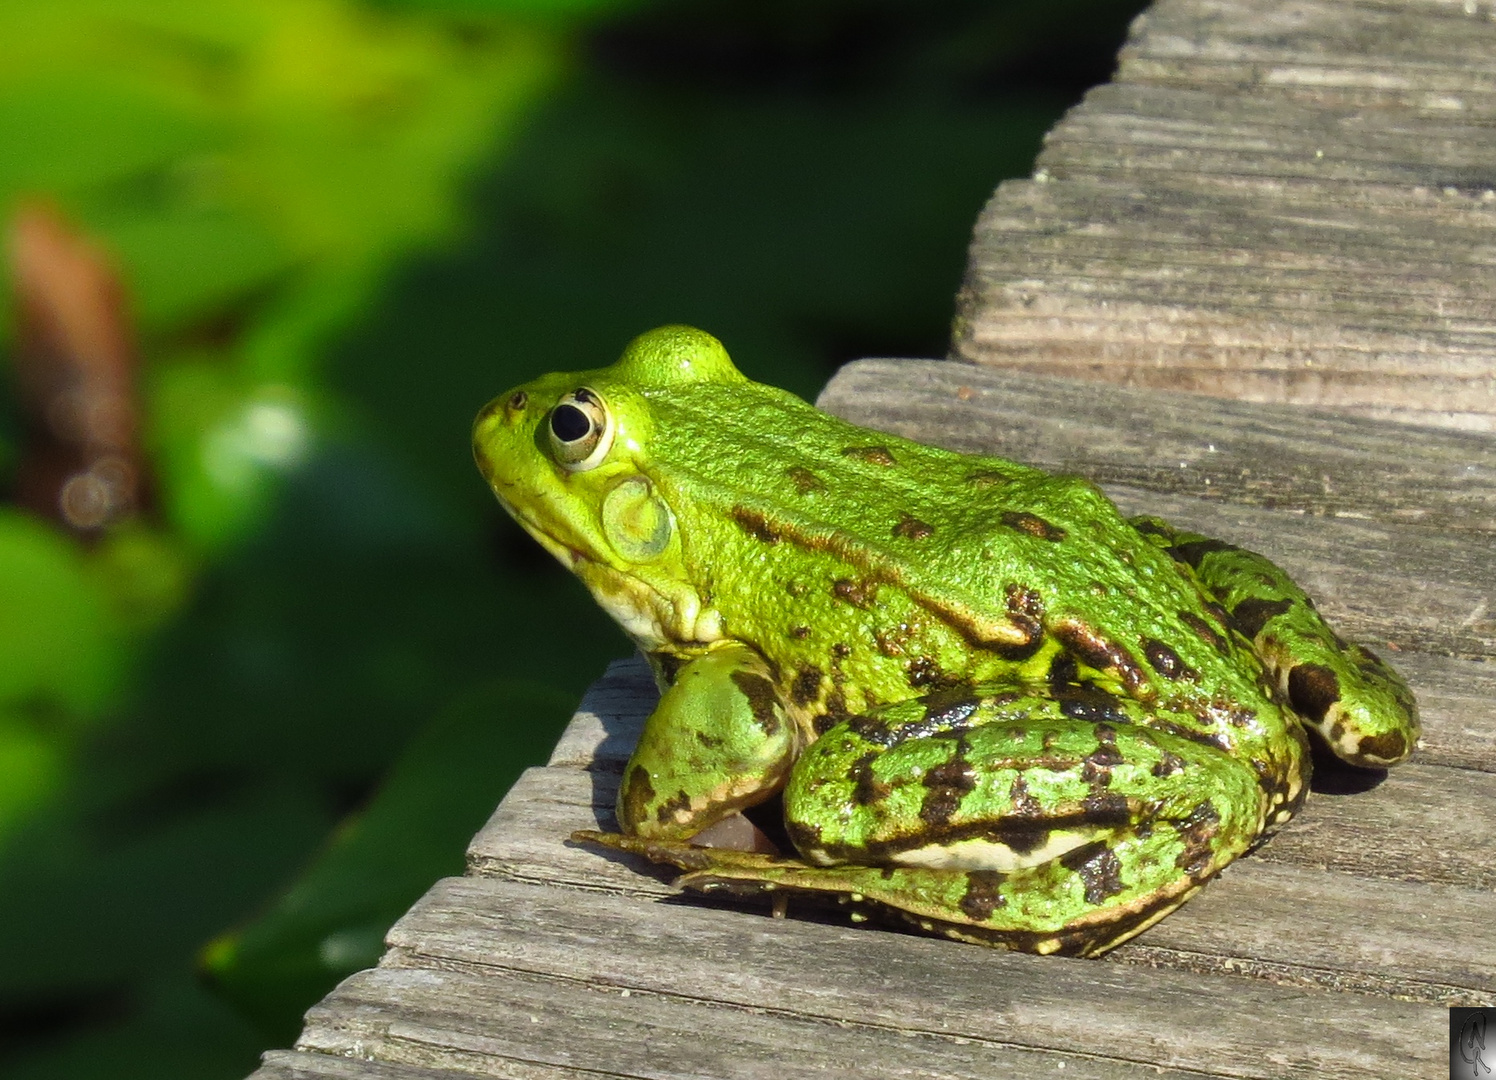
[1306,739,1389,796]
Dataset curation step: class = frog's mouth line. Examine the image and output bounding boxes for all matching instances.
[496,493,718,651]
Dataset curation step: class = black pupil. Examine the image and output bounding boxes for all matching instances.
[550,403,592,443]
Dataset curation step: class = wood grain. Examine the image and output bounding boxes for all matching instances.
[954,0,1496,430]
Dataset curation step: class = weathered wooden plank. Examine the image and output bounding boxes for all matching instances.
[357,875,1442,1080]
[295,960,1220,1080]
[817,359,1496,529]
[955,0,1496,428]
[251,1050,456,1080]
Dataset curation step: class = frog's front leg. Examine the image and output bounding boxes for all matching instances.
[589,692,1266,957]
[614,641,799,839]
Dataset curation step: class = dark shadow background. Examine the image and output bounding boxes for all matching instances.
[0,2,1148,1075]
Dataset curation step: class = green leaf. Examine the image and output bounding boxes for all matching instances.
[200,678,577,1040]
[0,510,122,720]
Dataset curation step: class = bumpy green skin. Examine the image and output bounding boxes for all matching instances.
[473,325,1420,957]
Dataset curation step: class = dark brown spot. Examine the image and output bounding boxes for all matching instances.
[1053,620,1148,694]
[655,790,692,826]
[919,753,976,827]
[1057,841,1125,904]
[1166,539,1238,568]
[731,506,780,544]
[922,693,980,730]
[1143,639,1199,682]
[1084,725,1125,770]
[1286,663,1342,725]
[831,642,852,659]
[1072,844,1126,905]
[991,819,1051,856]
[1174,800,1221,877]
[1151,751,1187,778]
[850,752,891,805]
[785,466,825,494]
[695,730,724,749]
[832,578,878,609]
[729,671,782,736]
[1000,511,1067,542]
[1003,583,1045,651]
[959,870,1008,921]
[506,390,528,411]
[1231,597,1294,639]
[892,513,934,541]
[1081,790,1130,823]
[790,665,823,707]
[790,625,811,639]
[620,765,655,831]
[906,655,945,689]
[784,818,823,852]
[845,712,893,743]
[1009,775,1042,817]
[842,445,897,466]
[1180,611,1230,654]
[1355,729,1409,763]
[1048,653,1079,686]
[813,713,841,736]
[965,470,1011,488]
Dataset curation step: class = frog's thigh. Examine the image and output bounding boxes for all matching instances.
[616,642,795,839]
[706,715,1261,955]
[1131,515,1419,767]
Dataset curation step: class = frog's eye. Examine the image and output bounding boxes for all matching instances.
[547,388,613,471]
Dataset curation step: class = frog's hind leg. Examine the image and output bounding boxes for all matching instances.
[582,696,1265,957]
[1131,515,1418,768]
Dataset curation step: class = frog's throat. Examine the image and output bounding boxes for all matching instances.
[518,513,721,650]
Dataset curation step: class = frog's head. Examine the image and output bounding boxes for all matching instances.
[473,325,744,650]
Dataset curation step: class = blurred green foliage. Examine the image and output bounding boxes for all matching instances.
[0,0,1144,1076]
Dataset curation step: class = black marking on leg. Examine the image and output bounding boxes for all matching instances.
[919,751,976,827]
[729,671,782,736]
[1356,729,1409,764]
[959,869,1008,921]
[1286,663,1342,725]
[1166,539,1238,568]
[655,790,692,825]
[620,766,655,831]
[1059,841,1126,904]
[850,752,891,806]
[1231,597,1294,639]
[1174,800,1221,877]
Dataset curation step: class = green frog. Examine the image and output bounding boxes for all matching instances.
[472,325,1418,956]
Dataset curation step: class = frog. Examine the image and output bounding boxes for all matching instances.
[472,325,1419,957]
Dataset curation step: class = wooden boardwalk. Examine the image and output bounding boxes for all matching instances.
[251,0,1495,1076]
[956,0,1496,431]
